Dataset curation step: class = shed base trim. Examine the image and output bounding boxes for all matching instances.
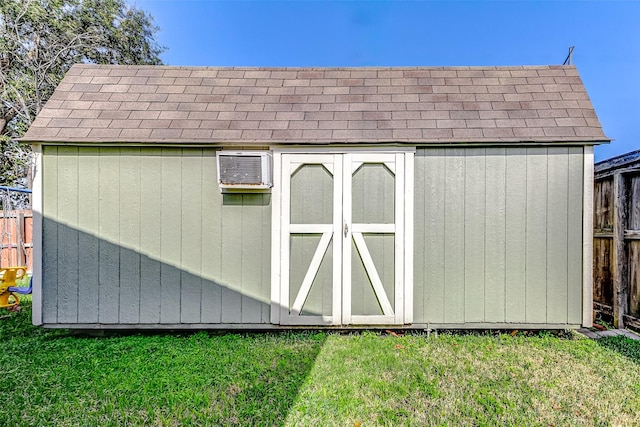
[42,322,583,330]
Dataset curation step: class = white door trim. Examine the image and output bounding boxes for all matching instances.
[271,148,414,326]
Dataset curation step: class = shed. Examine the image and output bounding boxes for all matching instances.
[21,64,609,329]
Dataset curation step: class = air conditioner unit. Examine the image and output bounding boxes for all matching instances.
[216,151,273,191]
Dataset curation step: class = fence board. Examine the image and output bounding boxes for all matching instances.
[629,241,640,318]
[630,176,640,229]
[594,179,613,231]
[0,210,33,270]
[629,175,640,318]
[594,151,640,329]
[593,237,614,306]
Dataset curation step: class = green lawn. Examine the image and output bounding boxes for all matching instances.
[1,301,639,426]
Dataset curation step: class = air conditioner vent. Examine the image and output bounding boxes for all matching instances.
[216,151,272,190]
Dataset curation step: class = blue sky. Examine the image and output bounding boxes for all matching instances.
[132,0,639,161]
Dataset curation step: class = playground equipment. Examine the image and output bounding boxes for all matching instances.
[0,266,27,309]
[1,186,33,309]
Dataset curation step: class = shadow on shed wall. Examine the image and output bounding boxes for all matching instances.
[41,219,294,326]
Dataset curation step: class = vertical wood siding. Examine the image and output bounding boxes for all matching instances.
[414,147,585,326]
[42,147,271,325]
[42,150,58,324]
[43,145,586,327]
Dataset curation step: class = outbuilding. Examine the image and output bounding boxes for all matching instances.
[22,64,609,329]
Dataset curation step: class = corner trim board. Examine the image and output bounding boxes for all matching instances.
[582,146,594,327]
[31,144,43,326]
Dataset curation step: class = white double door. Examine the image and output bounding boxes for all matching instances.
[272,150,413,326]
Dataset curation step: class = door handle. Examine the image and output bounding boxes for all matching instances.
[344,223,348,238]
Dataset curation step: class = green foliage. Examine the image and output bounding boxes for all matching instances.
[0,0,164,187]
[0,134,30,187]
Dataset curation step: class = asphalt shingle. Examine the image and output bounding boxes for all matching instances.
[21,64,609,145]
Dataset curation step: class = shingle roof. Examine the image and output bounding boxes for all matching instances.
[22,64,609,145]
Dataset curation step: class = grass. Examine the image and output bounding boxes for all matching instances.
[1,301,639,426]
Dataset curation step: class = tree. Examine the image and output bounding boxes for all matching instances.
[0,0,164,188]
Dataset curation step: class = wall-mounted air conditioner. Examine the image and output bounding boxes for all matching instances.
[216,151,273,191]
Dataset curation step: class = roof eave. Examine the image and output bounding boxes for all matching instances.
[19,136,612,146]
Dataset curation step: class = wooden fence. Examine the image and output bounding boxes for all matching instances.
[594,150,640,330]
[0,210,33,271]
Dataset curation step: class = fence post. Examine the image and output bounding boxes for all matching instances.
[612,172,627,328]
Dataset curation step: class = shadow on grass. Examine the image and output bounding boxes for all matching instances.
[0,302,327,426]
[596,335,640,365]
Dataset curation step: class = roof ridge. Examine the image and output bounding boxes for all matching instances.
[70,64,577,70]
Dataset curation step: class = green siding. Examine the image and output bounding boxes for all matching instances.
[41,146,272,326]
[200,150,223,323]
[419,148,446,323]
[241,194,268,323]
[42,148,58,324]
[139,148,162,323]
[41,145,585,327]
[484,148,507,323]
[546,147,569,324]
[119,148,141,324]
[525,148,548,323]
[464,148,486,322]
[98,149,120,324]
[160,150,182,323]
[504,148,527,323]
[443,149,465,323]
[220,194,242,323]
[56,146,79,323]
[77,147,100,323]
[180,149,203,324]
[414,147,585,326]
